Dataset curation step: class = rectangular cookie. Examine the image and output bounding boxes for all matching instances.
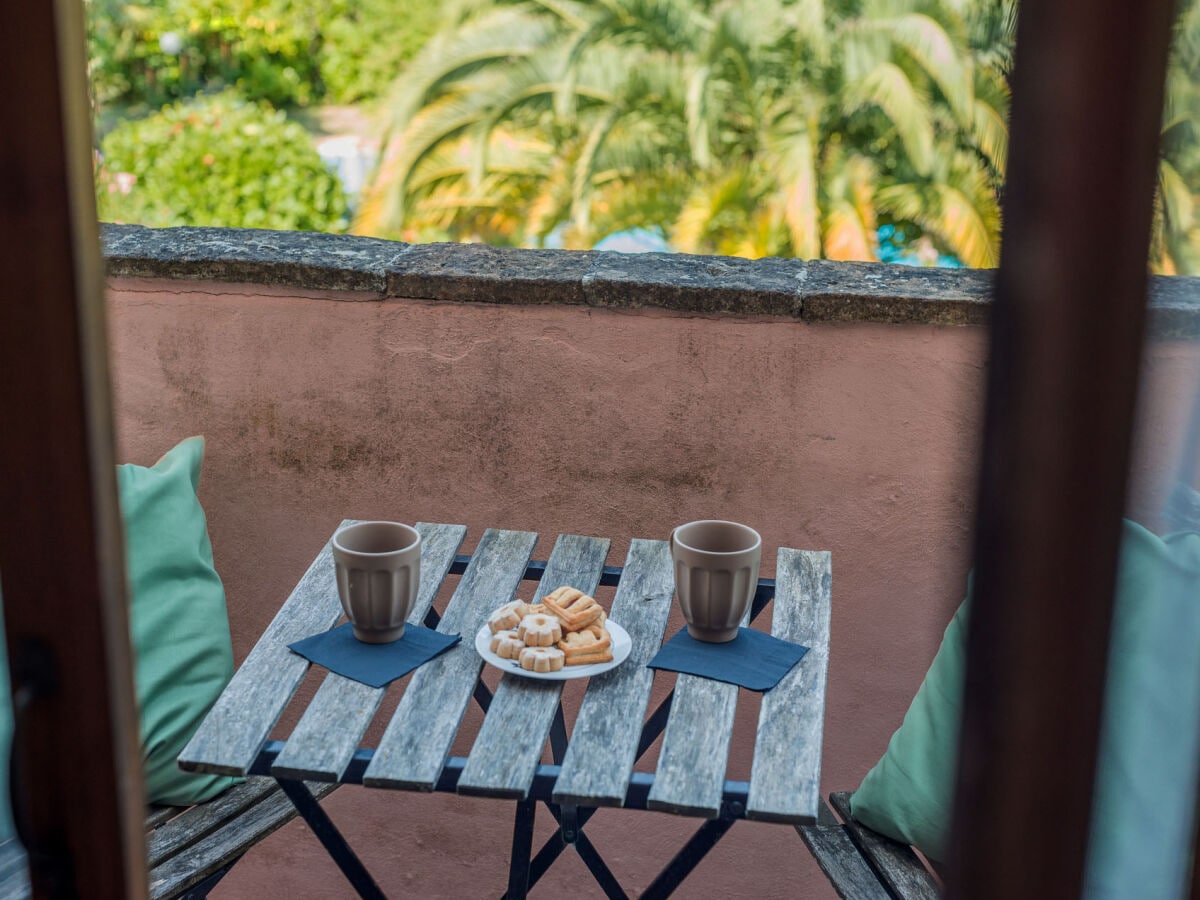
[542,586,605,631]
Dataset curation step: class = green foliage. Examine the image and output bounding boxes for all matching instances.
[96,90,347,231]
[86,0,443,111]
[88,0,322,109]
[1153,0,1200,274]
[318,0,444,104]
[358,0,1016,267]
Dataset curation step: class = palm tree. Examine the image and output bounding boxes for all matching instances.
[668,0,1012,264]
[1152,0,1200,275]
[357,0,1014,267]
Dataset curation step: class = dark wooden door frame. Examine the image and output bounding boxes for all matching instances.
[948,1,1179,897]
[0,0,147,896]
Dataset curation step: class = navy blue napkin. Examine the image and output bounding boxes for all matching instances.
[647,627,809,691]
[288,623,461,688]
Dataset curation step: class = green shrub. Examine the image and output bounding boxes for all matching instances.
[87,0,323,110]
[96,90,347,231]
[86,0,445,110]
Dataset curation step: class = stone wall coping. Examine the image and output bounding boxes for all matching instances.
[101,224,1200,335]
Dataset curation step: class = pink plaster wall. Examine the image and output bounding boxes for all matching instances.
[105,276,1200,898]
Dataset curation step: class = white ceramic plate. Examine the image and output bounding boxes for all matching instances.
[474,620,632,681]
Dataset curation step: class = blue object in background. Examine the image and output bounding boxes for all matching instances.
[594,227,674,253]
[877,223,962,268]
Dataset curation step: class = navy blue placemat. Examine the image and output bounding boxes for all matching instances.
[647,627,809,691]
[288,623,461,688]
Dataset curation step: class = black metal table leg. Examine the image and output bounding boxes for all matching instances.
[275,778,386,900]
[575,831,629,899]
[559,803,580,844]
[474,678,494,713]
[518,818,574,896]
[549,703,569,764]
[639,811,739,900]
[506,797,537,900]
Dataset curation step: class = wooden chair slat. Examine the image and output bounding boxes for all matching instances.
[145,806,182,831]
[796,823,893,900]
[146,777,280,868]
[147,782,338,900]
[829,792,941,900]
[0,840,29,899]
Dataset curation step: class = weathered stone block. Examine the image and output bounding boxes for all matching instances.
[387,242,592,305]
[102,224,405,293]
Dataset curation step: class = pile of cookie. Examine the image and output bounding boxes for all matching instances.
[486,586,612,673]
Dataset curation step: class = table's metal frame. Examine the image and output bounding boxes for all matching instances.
[249,555,784,900]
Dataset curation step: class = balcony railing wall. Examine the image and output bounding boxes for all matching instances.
[102,226,1200,898]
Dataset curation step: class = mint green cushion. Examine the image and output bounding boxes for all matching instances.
[849,585,968,861]
[0,438,236,840]
[851,520,1200,897]
[116,436,239,806]
[1083,523,1200,898]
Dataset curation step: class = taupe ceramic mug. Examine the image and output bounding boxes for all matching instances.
[332,521,421,643]
[670,520,762,642]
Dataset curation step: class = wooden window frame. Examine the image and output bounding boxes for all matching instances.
[948,1,1185,897]
[0,0,147,896]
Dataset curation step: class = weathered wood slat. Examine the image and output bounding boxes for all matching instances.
[552,539,675,807]
[0,840,29,900]
[796,823,892,900]
[362,528,539,790]
[746,549,832,824]
[456,534,611,798]
[0,781,344,900]
[645,672,739,818]
[271,523,467,782]
[146,777,281,868]
[829,792,941,900]
[178,523,354,776]
[646,587,753,818]
[146,782,338,900]
[145,806,182,831]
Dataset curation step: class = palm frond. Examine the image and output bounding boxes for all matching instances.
[790,0,828,60]
[571,106,622,239]
[767,120,821,259]
[824,200,876,260]
[528,0,594,31]
[872,12,974,124]
[378,8,557,139]
[685,64,713,168]
[591,0,713,52]
[931,180,998,267]
[971,97,1008,178]
[670,169,755,253]
[845,62,935,176]
[877,155,999,267]
[1159,158,1194,238]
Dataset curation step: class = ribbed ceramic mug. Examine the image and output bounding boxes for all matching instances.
[332,521,421,643]
[670,520,762,642]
